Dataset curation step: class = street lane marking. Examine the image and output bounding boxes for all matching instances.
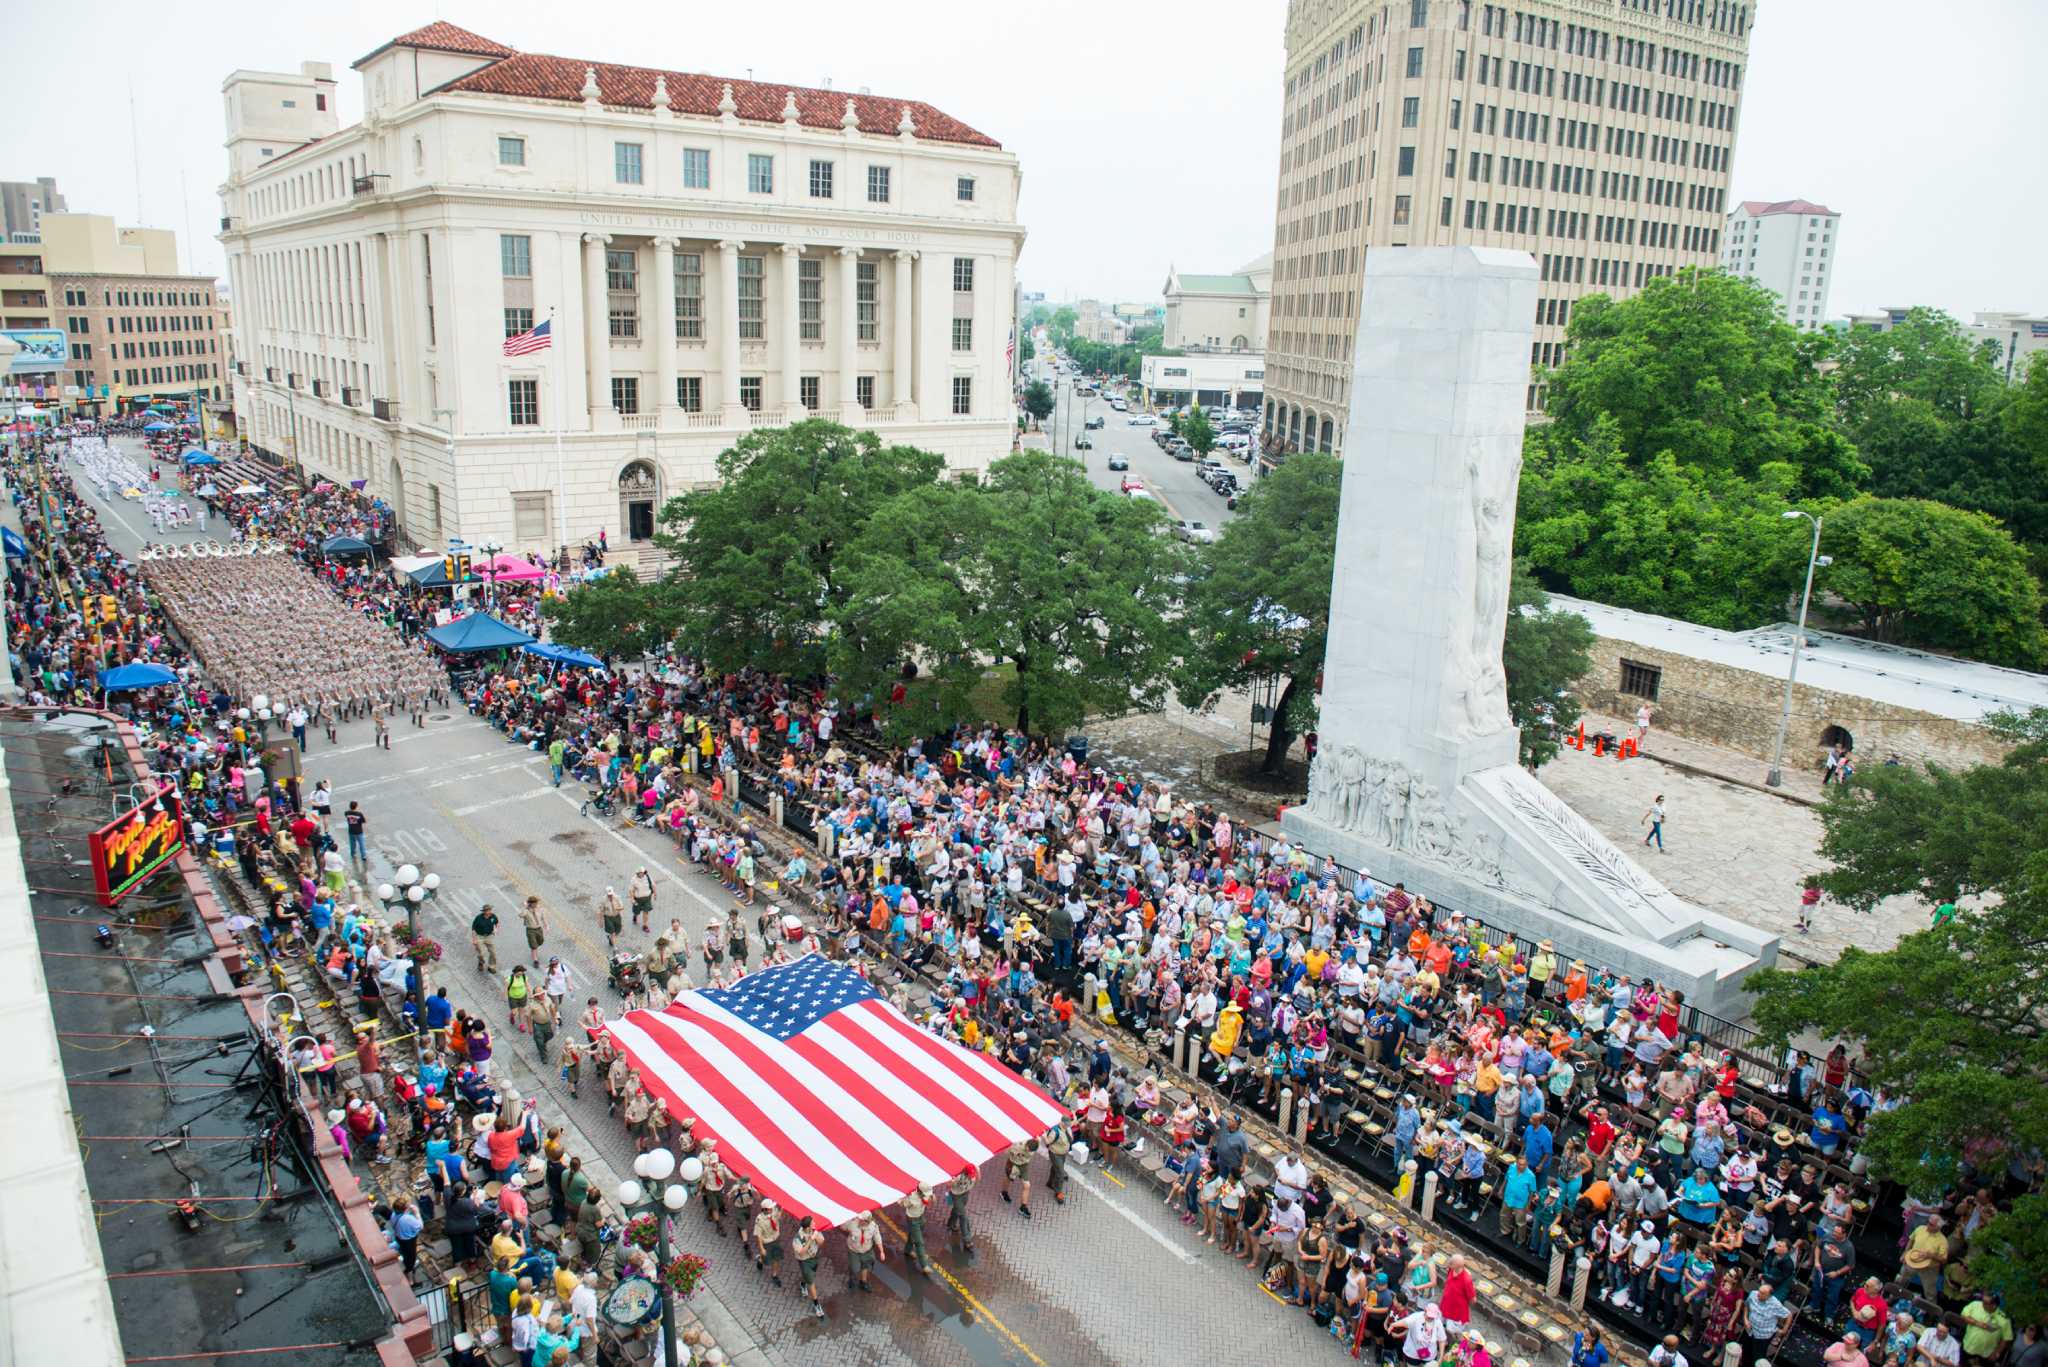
[1070,1170,1200,1265]
[871,1211,1049,1367]
[427,756,547,789]
[538,787,728,916]
[330,764,435,795]
[322,720,488,758]
[452,788,558,817]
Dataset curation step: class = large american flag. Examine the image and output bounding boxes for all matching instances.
[605,955,1064,1227]
[503,318,552,357]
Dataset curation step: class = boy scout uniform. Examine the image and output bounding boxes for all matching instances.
[901,1185,932,1269]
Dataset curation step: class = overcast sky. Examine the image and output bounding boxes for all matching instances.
[9,0,2043,320]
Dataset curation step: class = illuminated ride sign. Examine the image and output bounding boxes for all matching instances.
[87,787,186,906]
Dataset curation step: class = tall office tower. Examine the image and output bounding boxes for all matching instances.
[1262,0,1757,456]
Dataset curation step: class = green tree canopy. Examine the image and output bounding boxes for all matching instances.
[1517,414,1813,628]
[1818,496,2047,667]
[1503,562,1595,769]
[1747,716,2048,1321]
[830,450,1185,737]
[1833,307,2004,428]
[537,565,677,660]
[1181,408,1216,455]
[1537,268,1864,499]
[1177,453,1342,772]
[1020,379,1055,428]
[653,420,945,677]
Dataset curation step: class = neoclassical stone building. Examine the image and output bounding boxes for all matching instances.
[219,23,1023,558]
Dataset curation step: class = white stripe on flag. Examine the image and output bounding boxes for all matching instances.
[604,1015,857,1226]
[856,998,1067,1131]
[836,1005,1040,1145]
[803,1015,986,1172]
[640,1009,905,1209]
[683,996,954,1188]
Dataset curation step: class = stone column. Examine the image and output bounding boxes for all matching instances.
[582,233,613,427]
[716,239,746,425]
[837,246,863,422]
[892,249,918,418]
[651,236,679,420]
[779,243,804,421]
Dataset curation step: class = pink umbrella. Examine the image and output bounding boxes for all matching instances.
[476,552,545,582]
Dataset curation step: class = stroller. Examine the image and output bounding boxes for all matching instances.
[580,781,617,820]
[608,950,645,999]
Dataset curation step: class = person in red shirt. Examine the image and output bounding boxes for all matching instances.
[1441,1253,1477,1330]
[289,811,318,848]
[1583,1105,1618,1174]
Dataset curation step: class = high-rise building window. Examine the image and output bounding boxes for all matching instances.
[740,376,762,410]
[1398,146,1416,175]
[1407,46,1424,77]
[611,376,639,414]
[952,258,975,292]
[798,259,823,340]
[508,378,539,426]
[500,234,531,278]
[677,376,702,412]
[1394,195,1412,226]
[856,262,878,341]
[800,376,820,410]
[952,318,973,351]
[675,253,703,340]
[1410,0,1428,24]
[856,375,876,409]
[738,257,764,341]
[1402,97,1420,127]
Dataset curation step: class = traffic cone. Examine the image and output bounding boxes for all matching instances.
[1592,735,1605,757]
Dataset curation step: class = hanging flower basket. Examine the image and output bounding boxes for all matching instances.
[623,1213,661,1251]
[392,923,444,965]
[661,1251,710,1301]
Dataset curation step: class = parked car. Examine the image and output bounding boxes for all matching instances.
[1127,414,1158,426]
[1073,435,1093,450]
[1106,453,1129,470]
[1109,399,1128,411]
[1173,519,1219,544]
[1120,476,1146,494]
[1152,430,1174,448]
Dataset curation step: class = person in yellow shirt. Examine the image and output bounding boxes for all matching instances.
[1210,1001,1245,1060]
[1528,940,1559,999]
[1304,945,1330,983]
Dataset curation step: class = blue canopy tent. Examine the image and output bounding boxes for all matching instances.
[403,559,474,589]
[181,448,220,466]
[321,534,374,559]
[142,421,174,433]
[424,614,536,654]
[97,662,179,692]
[2,526,26,560]
[522,641,604,669]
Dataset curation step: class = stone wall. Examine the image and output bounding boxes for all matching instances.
[1572,633,2012,774]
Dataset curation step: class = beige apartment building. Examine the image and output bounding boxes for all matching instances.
[1263,0,1756,456]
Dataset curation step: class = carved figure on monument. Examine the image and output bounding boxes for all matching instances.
[1462,454,1518,734]
[1337,746,1367,830]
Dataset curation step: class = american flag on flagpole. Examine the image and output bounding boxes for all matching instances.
[503,318,552,357]
[604,955,1065,1227]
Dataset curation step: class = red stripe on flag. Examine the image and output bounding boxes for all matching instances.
[851,1000,1058,1139]
[786,1029,979,1174]
[670,1003,923,1194]
[626,1016,876,1221]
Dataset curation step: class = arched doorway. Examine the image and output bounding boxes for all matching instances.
[1319,417,1334,453]
[1820,724,1854,752]
[619,460,661,543]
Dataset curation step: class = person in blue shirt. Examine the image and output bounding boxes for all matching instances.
[1676,1168,1723,1227]
[1392,1096,1422,1173]
[1810,1097,1847,1156]
[1651,1235,1689,1322]
[1523,1115,1555,1175]
[1570,1328,1611,1367]
[386,1196,423,1275]
[1499,1156,1539,1246]
[1690,1126,1727,1176]
[422,988,454,1045]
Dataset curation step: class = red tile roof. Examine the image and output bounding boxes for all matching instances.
[433,51,1000,149]
[355,22,517,68]
[1737,198,1835,219]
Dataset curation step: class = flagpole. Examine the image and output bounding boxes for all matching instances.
[551,305,567,556]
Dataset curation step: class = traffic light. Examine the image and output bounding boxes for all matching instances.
[99,595,118,623]
[442,552,473,582]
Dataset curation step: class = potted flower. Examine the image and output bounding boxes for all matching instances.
[392,924,443,964]
[661,1251,709,1302]
[623,1213,660,1251]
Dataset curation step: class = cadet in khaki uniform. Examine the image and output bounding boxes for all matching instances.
[1000,1139,1035,1218]
[946,1165,976,1250]
[791,1216,826,1318]
[901,1182,933,1273]
[752,1198,785,1287]
[699,1141,729,1236]
[845,1210,884,1293]
[1044,1121,1073,1206]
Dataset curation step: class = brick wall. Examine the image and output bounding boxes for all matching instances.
[1572,633,2011,774]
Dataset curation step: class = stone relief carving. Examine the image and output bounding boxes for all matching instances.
[1445,452,1518,739]
[1304,748,1530,897]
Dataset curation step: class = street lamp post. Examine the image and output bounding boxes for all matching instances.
[377,863,441,1018]
[1766,510,1829,788]
[616,1147,703,1367]
[480,540,503,610]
